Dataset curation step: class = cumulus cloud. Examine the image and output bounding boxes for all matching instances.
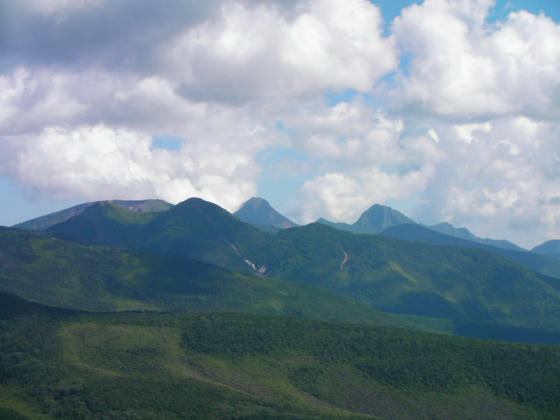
[0,65,280,211]
[277,99,443,222]
[2,0,560,247]
[165,0,397,100]
[416,115,560,245]
[391,0,560,119]
[3,124,259,210]
[300,165,435,223]
[22,0,106,16]
[0,0,397,213]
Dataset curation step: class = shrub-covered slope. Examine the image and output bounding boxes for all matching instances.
[1,304,559,419]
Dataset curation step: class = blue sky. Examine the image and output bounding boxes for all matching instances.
[1,0,560,247]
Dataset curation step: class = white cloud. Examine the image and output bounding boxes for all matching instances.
[0,66,281,211]
[391,0,560,119]
[164,0,397,100]
[5,125,259,211]
[1,0,560,249]
[22,0,106,16]
[299,165,435,223]
[412,115,560,247]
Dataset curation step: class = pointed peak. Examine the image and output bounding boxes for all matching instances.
[364,203,389,211]
[353,203,414,234]
[361,203,403,216]
[235,197,296,229]
[239,197,272,210]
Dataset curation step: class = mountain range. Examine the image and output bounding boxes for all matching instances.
[4,195,560,418]
[8,196,554,341]
[317,204,524,251]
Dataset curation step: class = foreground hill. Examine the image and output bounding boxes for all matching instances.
[0,228,421,329]
[1,301,559,419]
[13,199,172,231]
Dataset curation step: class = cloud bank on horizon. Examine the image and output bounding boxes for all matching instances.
[1,0,560,247]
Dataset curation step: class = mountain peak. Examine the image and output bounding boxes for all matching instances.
[235,197,297,229]
[244,197,273,209]
[354,204,415,234]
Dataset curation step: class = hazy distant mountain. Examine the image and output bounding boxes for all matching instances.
[316,218,354,231]
[13,199,173,231]
[381,223,560,279]
[532,240,560,256]
[316,203,524,252]
[317,204,414,234]
[353,204,415,234]
[234,197,297,230]
[429,222,525,251]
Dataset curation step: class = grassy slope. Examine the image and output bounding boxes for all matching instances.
[1,299,559,419]
[0,229,430,331]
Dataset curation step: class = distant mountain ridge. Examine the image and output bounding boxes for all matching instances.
[381,223,560,280]
[317,204,414,234]
[234,197,297,230]
[13,199,173,231]
[533,240,560,257]
[317,203,524,252]
[429,222,525,251]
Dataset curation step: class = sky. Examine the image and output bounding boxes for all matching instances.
[1,0,560,248]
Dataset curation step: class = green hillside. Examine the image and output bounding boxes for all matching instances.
[44,199,560,341]
[249,224,560,337]
[50,198,270,274]
[1,302,559,419]
[0,228,425,330]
